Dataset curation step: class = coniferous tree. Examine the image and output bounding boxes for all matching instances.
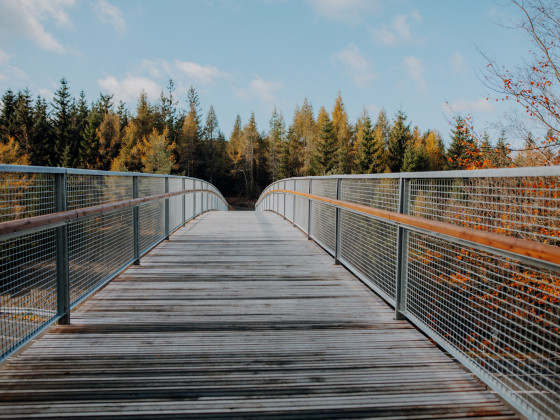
[332,92,354,174]
[52,78,75,166]
[355,109,379,173]
[278,127,303,179]
[242,113,259,195]
[0,89,16,139]
[13,89,33,157]
[491,130,512,168]
[387,110,412,172]
[29,96,54,166]
[267,107,285,181]
[446,116,479,169]
[289,99,315,175]
[311,115,338,175]
[423,130,446,171]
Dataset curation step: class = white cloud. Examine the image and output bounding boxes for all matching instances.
[402,55,426,93]
[175,61,230,84]
[93,0,126,34]
[332,44,376,87]
[444,98,495,113]
[234,77,282,104]
[98,75,161,103]
[307,0,380,24]
[372,11,421,46]
[0,0,76,54]
[0,49,11,66]
[140,59,172,79]
[0,49,27,83]
[38,88,54,101]
[450,51,467,75]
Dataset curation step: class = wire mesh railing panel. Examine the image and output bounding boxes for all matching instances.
[340,178,399,211]
[278,193,285,216]
[139,201,165,255]
[311,178,337,199]
[285,194,294,222]
[340,209,398,303]
[406,230,560,419]
[0,229,57,359]
[408,177,560,246]
[139,176,165,197]
[67,174,133,210]
[168,178,183,232]
[185,180,194,220]
[0,172,55,222]
[294,196,309,234]
[310,201,336,254]
[68,209,134,305]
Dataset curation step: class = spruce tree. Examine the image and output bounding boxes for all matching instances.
[267,107,285,181]
[355,109,377,173]
[0,89,16,139]
[29,96,54,166]
[387,110,412,172]
[52,78,73,166]
[311,115,337,175]
[446,117,478,169]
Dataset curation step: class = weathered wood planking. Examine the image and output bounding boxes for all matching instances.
[0,211,517,419]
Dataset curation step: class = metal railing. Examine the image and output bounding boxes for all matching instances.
[0,165,228,362]
[256,167,560,420]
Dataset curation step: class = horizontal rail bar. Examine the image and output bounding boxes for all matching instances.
[263,189,560,268]
[0,188,224,236]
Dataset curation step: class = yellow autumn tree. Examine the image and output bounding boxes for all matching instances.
[0,136,30,165]
[139,128,175,174]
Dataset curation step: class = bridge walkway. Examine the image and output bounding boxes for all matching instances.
[0,211,516,418]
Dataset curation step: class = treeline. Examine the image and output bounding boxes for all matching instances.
[0,78,518,198]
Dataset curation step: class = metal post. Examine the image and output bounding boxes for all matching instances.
[193,180,197,218]
[133,176,140,265]
[292,180,297,226]
[55,172,70,325]
[395,177,410,320]
[334,177,342,265]
[283,180,286,220]
[182,178,186,226]
[307,179,312,240]
[164,177,169,240]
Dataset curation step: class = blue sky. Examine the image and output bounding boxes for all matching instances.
[0,0,532,147]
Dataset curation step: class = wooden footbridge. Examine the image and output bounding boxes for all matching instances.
[1,212,515,418]
[1,166,559,419]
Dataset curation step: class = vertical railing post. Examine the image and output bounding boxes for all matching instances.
[182,178,186,226]
[334,177,342,265]
[283,180,286,220]
[395,177,410,320]
[133,176,140,265]
[292,179,297,227]
[55,171,70,325]
[193,180,198,218]
[164,177,169,240]
[307,179,312,239]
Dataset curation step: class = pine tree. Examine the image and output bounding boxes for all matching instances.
[332,92,353,173]
[96,111,122,170]
[387,110,412,172]
[242,113,259,195]
[267,107,285,181]
[355,109,379,173]
[289,99,315,175]
[201,105,221,183]
[139,128,175,174]
[423,130,446,171]
[311,115,338,175]
[446,116,479,169]
[13,89,33,156]
[0,89,16,139]
[52,78,74,166]
[29,96,54,166]
[401,143,430,172]
[491,130,512,168]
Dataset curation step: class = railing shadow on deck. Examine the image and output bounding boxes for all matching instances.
[256,167,560,420]
[0,164,228,363]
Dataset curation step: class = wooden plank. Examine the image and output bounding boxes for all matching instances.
[0,211,517,419]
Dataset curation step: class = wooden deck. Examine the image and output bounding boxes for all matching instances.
[0,211,516,419]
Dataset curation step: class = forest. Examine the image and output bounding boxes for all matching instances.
[0,77,547,205]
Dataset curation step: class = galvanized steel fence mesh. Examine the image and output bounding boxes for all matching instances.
[256,167,560,420]
[0,165,228,362]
